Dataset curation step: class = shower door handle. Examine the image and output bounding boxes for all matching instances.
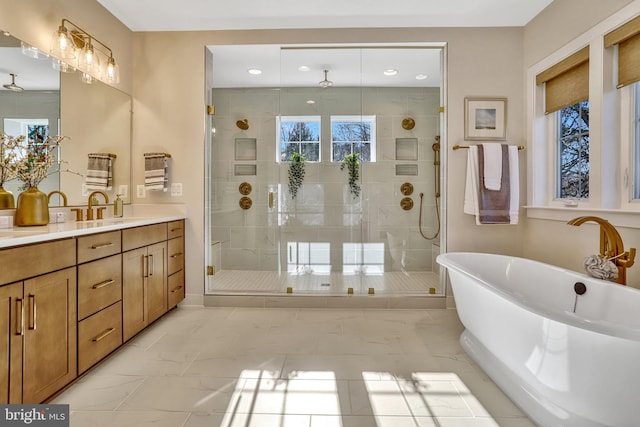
[268,191,274,209]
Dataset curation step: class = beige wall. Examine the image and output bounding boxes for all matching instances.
[132,27,526,301]
[523,0,633,68]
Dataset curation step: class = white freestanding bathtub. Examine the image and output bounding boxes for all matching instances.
[437,252,640,427]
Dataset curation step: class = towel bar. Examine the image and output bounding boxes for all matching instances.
[453,144,525,151]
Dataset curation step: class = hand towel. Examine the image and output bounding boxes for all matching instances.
[144,152,169,192]
[478,144,510,224]
[85,153,113,190]
[482,143,503,191]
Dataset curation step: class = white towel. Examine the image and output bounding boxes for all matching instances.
[508,145,519,224]
[464,145,480,217]
[464,145,520,225]
[482,143,503,191]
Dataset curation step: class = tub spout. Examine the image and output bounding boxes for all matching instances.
[568,216,636,285]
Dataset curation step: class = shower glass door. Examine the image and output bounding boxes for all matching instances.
[206,44,444,296]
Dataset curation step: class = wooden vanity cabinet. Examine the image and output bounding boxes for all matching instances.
[167,220,185,308]
[76,231,123,374]
[122,224,167,342]
[22,267,77,403]
[0,282,23,404]
[0,239,77,404]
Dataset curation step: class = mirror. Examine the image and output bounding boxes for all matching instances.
[0,32,131,208]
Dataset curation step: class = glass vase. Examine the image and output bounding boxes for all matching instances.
[0,185,15,209]
[15,186,49,226]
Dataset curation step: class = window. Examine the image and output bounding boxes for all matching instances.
[634,83,640,199]
[331,116,376,162]
[557,100,589,199]
[278,116,320,162]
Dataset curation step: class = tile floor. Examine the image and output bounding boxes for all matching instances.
[53,307,536,427]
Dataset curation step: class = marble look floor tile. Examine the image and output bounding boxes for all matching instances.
[183,353,285,378]
[51,376,146,411]
[54,307,534,427]
[70,410,190,427]
[117,376,238,414]
[310,415,438,427]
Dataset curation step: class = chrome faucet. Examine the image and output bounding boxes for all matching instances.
[86,190,109,220]
[568,216,636,285]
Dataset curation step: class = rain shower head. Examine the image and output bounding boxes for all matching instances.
[3,74,23,92]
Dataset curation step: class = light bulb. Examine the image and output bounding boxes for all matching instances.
[106,57,120,83]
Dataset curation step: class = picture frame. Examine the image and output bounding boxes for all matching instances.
[464,97,507,140]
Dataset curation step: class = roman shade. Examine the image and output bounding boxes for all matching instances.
[604,15,640,88]
[536,47,589,114]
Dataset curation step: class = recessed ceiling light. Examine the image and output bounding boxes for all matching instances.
[298,65,310,72]
[383,69,398,76]
[415,74,428,80]
[306,99,316,104]
[247,68,262,75]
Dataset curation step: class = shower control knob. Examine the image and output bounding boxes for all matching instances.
[400,197,413,211]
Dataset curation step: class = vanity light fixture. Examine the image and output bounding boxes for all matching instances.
[383,69,399,76]
[49,19,120,85]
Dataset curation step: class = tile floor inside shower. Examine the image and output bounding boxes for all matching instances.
[52,306,536,427]
[207,271,443,295]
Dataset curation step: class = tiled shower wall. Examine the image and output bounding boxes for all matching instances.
[210,86,440,272]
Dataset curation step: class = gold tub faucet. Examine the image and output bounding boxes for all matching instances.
[567,216,636,285]
[86,190,109,220]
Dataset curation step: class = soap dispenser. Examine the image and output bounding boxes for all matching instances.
[114,194,123,218]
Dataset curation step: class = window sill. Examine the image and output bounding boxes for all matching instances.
[525,206,640,228]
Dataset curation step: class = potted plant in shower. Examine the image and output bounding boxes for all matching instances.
[288,151,306,199]
[341,152,361,198]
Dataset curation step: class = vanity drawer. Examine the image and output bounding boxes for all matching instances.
[167,236,184,276]
[78,254,122,320]
[78,301,122,374]
[77,230,121,264]
[0,239,75,286]
[167,220,184,240]
[122,223,167,252]
[168,269,185,309]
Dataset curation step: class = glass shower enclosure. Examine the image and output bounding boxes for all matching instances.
[206,44,444,297]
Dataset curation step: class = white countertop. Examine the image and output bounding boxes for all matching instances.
[0,204,187,248]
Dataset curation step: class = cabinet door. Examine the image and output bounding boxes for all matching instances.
[122,247,147,342]
[23,268,77,404]
[0,282,23,404]
[146,242,167,324]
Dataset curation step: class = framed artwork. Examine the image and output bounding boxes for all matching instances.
[464,97,507,140]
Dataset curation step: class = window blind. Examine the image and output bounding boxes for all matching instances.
[604,15,640,88]
[536,47,589,114]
